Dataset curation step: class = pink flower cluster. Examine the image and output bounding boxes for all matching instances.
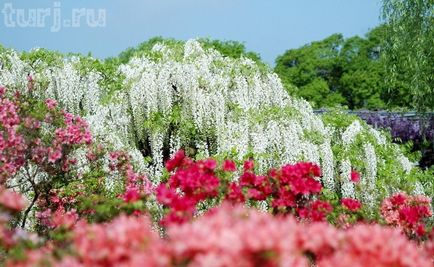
[41,111,92,165]
[8,204,432,267]
[168,204,432,267]
[1,87,155,226]
[381,192,432,237]
[55,112,92,146]
[35,188,82,229]
[45,99,57,110]
[298,199,333,222]
[0,96,26,183]
[350,170,361,183]
[109,151,153,203]
[64,215,167,266]
[0,187,27,212]
[36,208,79,230]
[7,215,168,267]
[0,89,95,185]
[0,187,32,249]
[122,165,153,203]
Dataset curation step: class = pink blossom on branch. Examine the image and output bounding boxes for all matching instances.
[45,99,58,110]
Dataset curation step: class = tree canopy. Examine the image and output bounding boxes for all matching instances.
[382,0,434,112]
[274,26,397,110]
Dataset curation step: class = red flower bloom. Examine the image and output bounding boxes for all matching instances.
[202,159,217,171]
[350,170,360,183]
[243,160,254,171]
[122,187,141,203]
[342,198,362,211]
[390,193,407,206]
[222,160,237,172]
[156,185,177,206]
[226,182,245,203]
[165,150,186,172]
[399,206,422,226]
[312,200,333,213]
[239,171,257,187]
[247,188,266,201]
[416,224,426,237]
[298,200,333,222]
[272,188,296,208]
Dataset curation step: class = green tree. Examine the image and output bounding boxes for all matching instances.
[275,26,414,110]
[275,34,346,108]
[338,26,388,109]
[382,0,434,111]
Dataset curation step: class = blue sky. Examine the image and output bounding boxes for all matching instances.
[0,0,382,65]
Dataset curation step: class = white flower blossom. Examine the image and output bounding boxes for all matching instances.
[340,159,355,198]
[397,154,414,173]
[320,139,335,190]
[342,120,363,145]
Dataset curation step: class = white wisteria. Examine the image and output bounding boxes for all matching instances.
[342,120,363,146]
[362,143,378,208]
[320,139,335,191]
[340,159,356,198]
[0,40,429,205]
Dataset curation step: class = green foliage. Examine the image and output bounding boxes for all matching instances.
[114,37,264,66]
[382,0,434,112]
[199,38,263,64]
[275,34,347,108]
[20,48,64,72]
[115,37,184,64]
[274,25,421,110]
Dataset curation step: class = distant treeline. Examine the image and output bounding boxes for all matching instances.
[275,25,423,111]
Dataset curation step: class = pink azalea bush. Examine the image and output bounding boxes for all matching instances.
[381,192,433,238]
[6,203,433,267]
[0,187,35,251]
[0,91,27,183]
[0,86,154,230]
[0,187,27,212]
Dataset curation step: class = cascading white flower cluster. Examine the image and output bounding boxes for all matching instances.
[0,51,30,91]
[119,40,298,176]
[0,40,426,204]
[342,120,363,145]
[320,137,335,191]
[362,143,378,207]
[45,60,101,115]
[340,159,355,198]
